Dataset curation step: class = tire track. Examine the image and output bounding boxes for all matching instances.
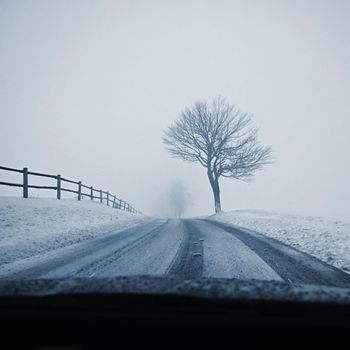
[206,220,350,287]
[74,221,170,277]
[1,220,166,279]
[167,220,204,279]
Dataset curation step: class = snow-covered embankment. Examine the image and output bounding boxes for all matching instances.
[0,197,148,265]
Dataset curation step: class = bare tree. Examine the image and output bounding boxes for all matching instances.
[163,97,272,213]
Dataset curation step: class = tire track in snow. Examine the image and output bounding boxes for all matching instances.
[73,221,171,277]
[167,220,204,279]
[206,220,350,287]
[88,219,185,277]
[0,220,166,279]
[191,220,283,281]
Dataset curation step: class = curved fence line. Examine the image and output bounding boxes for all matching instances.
[0,166,139,214]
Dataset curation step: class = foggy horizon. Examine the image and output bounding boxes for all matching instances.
[1,0,350,221]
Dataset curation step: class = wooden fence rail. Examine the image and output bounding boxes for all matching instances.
[0,166,139,214]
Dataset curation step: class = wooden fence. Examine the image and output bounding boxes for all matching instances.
[0,166,139,214]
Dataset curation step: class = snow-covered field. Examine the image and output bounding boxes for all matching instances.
[211,210,350,273]
[0,197,148,265]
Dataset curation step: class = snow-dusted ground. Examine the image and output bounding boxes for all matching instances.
[211,210,350,273]
[0,197,149,265]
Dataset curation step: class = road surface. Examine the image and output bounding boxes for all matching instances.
[1,218,350,287]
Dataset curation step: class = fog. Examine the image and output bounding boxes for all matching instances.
[1,0,349,221]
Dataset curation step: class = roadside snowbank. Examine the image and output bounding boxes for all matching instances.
[0,197,148,265]
[211,210,350,273]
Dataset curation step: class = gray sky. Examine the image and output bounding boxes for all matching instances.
[1,0,349,220]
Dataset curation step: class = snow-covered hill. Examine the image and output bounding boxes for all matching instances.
[0,197,148,265]
[211,210,350,273]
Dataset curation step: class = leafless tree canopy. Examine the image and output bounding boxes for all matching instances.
[163,97,272,213]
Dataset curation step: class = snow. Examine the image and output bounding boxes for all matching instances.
[0,197,149,266]
[210,210,350,273]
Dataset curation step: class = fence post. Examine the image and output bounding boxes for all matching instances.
[113,196,116,208]
[100,190,103,203]
[57,175,61,200]
[90,186,93,200]
[23,167,28,198]
[78,181,81,201]
[107,192,109,206]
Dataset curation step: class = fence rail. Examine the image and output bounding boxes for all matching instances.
[0,166,139,214]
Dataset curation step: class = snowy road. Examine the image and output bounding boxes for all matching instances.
[1,219,350,287]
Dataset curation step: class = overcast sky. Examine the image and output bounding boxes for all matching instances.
[1,0,349,220]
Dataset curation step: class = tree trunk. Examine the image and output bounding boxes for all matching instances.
[207,170,222,214]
